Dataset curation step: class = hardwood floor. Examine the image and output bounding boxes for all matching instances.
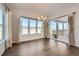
[2,39,79,56]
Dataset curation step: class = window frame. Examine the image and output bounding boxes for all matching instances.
[19,16,43,35]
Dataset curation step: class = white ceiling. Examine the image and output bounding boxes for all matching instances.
[7,3,79,19]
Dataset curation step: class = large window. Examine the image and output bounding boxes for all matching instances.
[20,17,43,35]
[37,21,43,33]
[20,17,28,35]
[50,20,57,35]
[58,22,63,36]
[30,19,36,34]
[49,16,69,43]
[0,9,3,40]
[50,20,57,30]
[58,22,63,30]
[64,22,68,30]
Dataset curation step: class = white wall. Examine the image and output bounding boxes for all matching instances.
[19,34,44,42]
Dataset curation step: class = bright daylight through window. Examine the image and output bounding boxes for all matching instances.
[20,17,43,35]
[0,9,3,40]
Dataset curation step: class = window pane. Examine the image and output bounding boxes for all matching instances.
[64,22,69,37]
[0,9,3,40]
[30,19,36,34]
[50,21,57,30]
[37,28,42,33]
[64,22,68,30]
[37,21,42,27]
[0,25,2,39]
[20,17,28,26]
[20,17,28,35]
[37,21,43,33]
[58,22,63,30]
[20,27,28,35]
[50,20,57,35]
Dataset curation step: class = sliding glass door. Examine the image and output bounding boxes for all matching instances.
[49,16,69,44]
[57,16,69,43]
[49,20,57,39]
[63,21,69,43]
[58,22,64,41]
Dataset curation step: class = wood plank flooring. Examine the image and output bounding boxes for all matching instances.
[2,39,79,56]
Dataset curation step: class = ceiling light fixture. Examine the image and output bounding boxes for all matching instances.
[37,16,47,21]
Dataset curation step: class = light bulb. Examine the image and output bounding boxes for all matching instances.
[41,16,43,19]
[44,17,47,20]
[37,17,41,20]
